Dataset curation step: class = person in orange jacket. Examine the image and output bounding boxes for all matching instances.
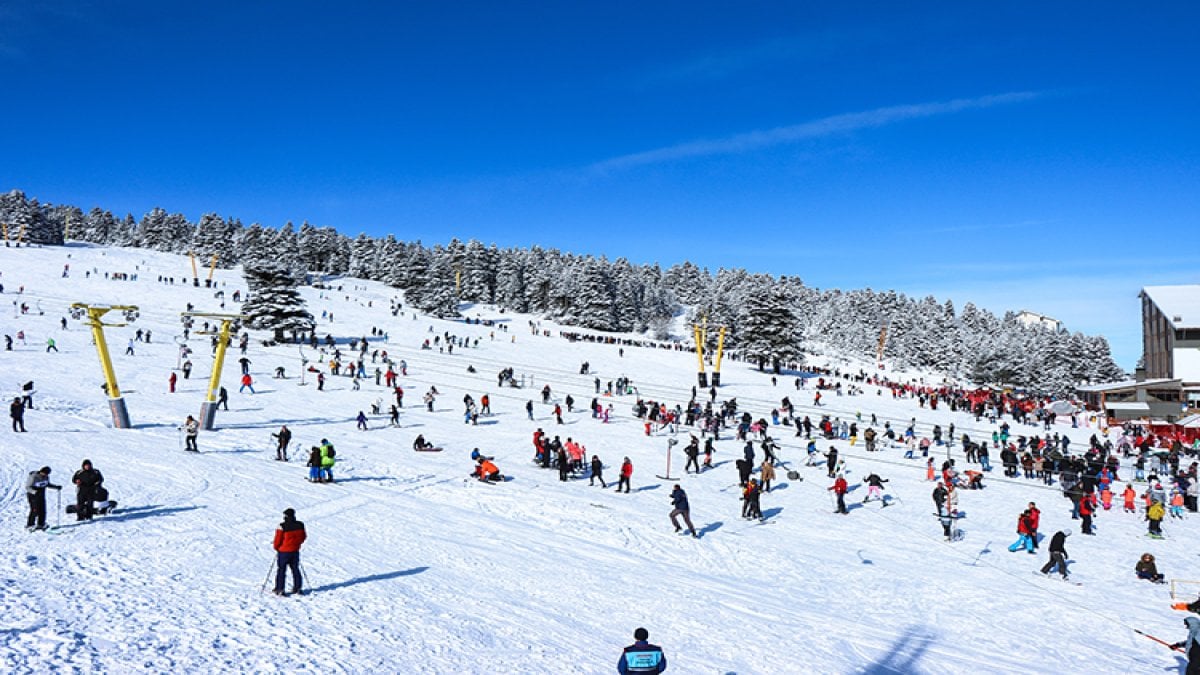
[1123,484,1137,513]
[829,474,849,514]
[272,508,307,596]
[1100,486,1113,511]
[476,458,501,482]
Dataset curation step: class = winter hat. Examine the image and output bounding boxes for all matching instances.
[283,508,296,518]
[40,466,51,474]
[634,627,649,641]
[82,459,92,468]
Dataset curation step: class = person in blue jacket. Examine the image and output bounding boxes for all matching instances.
[618,627,667,674]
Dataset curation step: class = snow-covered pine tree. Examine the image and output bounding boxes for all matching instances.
[241,262,316,342]
[192,213,238,268]
[736,276,802,372]
[348,233,377,279]
[82,208,117,244]
[575,258,618,330]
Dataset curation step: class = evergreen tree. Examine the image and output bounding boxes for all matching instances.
[737,277,802,372]
[241,262,315,342]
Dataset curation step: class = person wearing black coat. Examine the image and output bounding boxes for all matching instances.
[589,455,607,487]
[735,459,752,487]
[1040,530,1071,579]
[72,459,103,521]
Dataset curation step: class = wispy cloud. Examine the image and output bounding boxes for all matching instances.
[590,91,1040,172]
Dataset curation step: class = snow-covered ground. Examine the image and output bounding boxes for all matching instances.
[0,244,1194,674]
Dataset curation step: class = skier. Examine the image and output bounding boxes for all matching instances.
[272,508,307,596]
[829,474,849,514]
[1147,500,1166,538]
[668,484,697,537]
[590,455,607,487]
[71,459,103,521]
[10,397,27,432]
[742,478,763,519]
[862,473,889,504]
[182,360,193,379]
[389,405,400,426]
[617,457,633,493]
[168,371,177,393]
[272,425,292,461]
[239,373,255,394]
[306,446,322,482]
[25,466,61,531]
[617,627,667,674]
[356,411,368,431]
[1007,509,1036,554]
[319,439,336,482]
[1040,530,1071,580]
[218,386,229,410]
[1079,490,1097,535]
[1170,617,1200,674]
[183,415,199,452]
[825,447,838,478]
[526,400,534,420]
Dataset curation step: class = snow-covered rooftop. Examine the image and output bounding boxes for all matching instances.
[1142,284,1200,328]
[1075,378,1179,393]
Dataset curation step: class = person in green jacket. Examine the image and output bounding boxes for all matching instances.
[319,439,336,483]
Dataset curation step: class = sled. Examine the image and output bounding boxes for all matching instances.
[415,446,444,452]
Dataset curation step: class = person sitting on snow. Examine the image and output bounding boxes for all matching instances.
[475,458,502,482]
[1136,552,1165,583]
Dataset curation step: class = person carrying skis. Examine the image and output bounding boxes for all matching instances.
[272,508,307,596]
[72,459,103,521]
[617,627,667,674]
[617,457,633,493]
[1040,530,1071,580]
[829,474,849,514]
[669,485,697,537]
[183,415,199,452]
[1170,616,1200,674]
[272,425,292,461]
[25,466,61,531]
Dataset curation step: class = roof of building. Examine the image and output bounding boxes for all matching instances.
[1105,401,1152,412]
[1141,285,1200,328]
[1076,378,1180,393]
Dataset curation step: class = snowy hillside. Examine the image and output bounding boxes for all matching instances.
[0,244,1194,674]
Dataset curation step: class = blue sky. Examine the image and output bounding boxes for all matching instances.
[2,2,1198,367]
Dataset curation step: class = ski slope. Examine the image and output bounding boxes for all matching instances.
[0,244,1194,674]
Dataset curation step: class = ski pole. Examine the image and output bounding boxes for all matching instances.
[1133,629,1183,652]
[261,558,276,594]
[298,559,310,593]
[56,489,61,529]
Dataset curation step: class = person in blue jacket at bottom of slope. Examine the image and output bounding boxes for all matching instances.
[618,627,667,674]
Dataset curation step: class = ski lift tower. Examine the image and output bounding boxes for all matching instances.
[182,311,248,430]
[70,303,139,428]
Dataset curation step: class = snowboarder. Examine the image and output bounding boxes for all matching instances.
[272,425,292,461]
[25,466,61,531]
[617,627,667,674]
[1007,509,1037,554]
[306,447,322,482]
[829,474,849,514]
[669,485,697,537]
[272,508,307,596]
[1040,530,1071,579]
[319,439,336,482]
[475,457,502,482]
[72,459,104,521]
[183,415,199,452]
[617,457,633,493]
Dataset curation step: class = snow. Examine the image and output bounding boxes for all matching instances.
[1,243,1195,674]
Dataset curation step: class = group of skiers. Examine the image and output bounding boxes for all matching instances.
[25,459,114,531]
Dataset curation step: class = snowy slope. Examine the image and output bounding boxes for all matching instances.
[0,244,1194,674]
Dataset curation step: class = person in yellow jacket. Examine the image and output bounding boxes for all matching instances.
[319,439,336,483]
[1147,500,1166,538]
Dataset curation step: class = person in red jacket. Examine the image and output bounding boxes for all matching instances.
[1080,491,1097,535]
[272,508,307,596]
[618,457,633,493]
[1027,502,1041,549]
[829,474,849,514]
[1007,509,1036,553]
